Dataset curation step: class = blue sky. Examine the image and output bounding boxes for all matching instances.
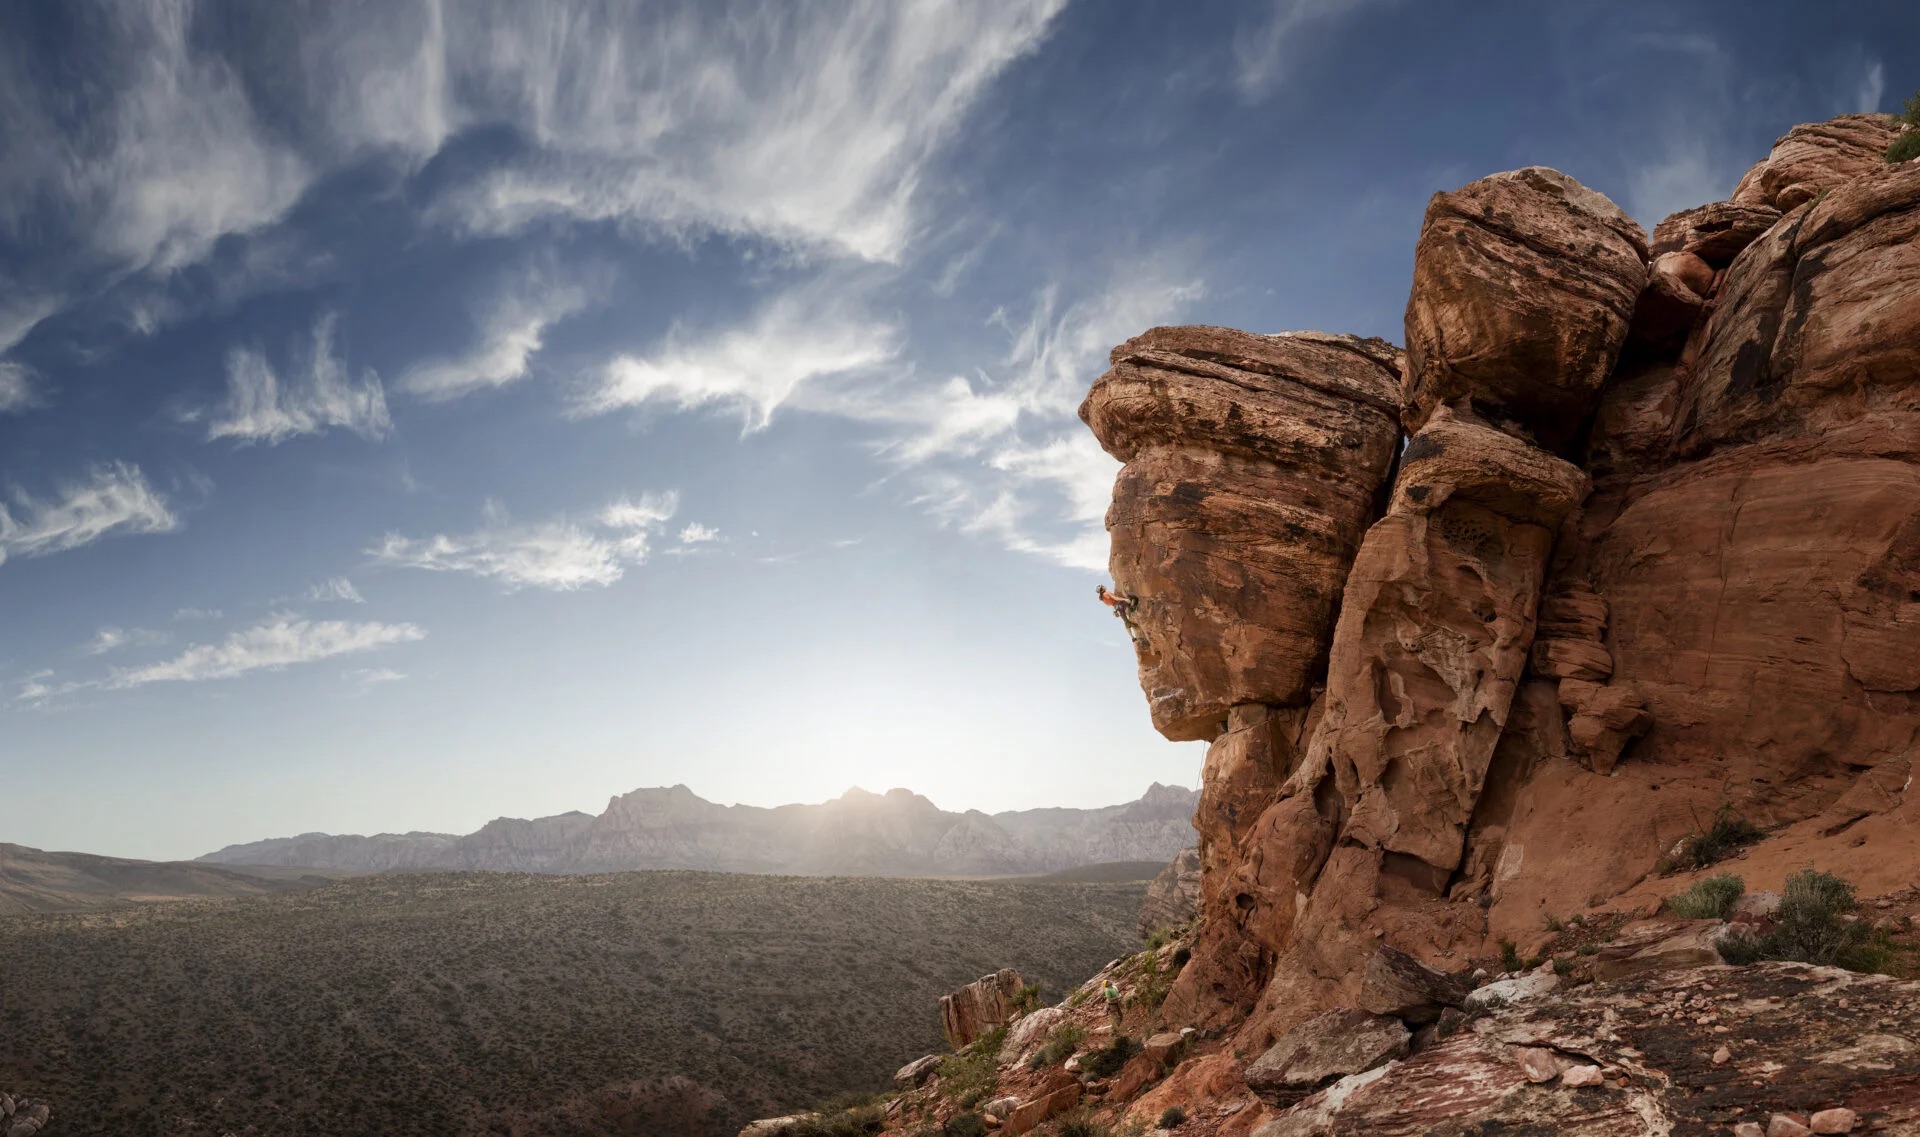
[2,0,1913,861]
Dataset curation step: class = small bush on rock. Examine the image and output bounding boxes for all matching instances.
[1158,1105,1187,1128]
[1889,131,1920,165]
[1720,868,1887,972]
[1666,873,1745,920]
[1051,1110,1112,1137]
[938,1026,1006,1108]
[1030,1022,1085,1069]
[786,1103,886,1137]
[943,1112,988,1137]
[1498,940,1522,973]
[1665,806,1764,872]
[1080,1034,1140,1080]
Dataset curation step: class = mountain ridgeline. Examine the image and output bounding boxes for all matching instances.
[198,782,1199,877]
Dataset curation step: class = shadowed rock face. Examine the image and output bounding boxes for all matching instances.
[1080,325,1403,741]
[1403,166,1648,453]
[1675,161,1920,456]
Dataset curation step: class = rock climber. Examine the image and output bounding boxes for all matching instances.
[1096,585,1143,643]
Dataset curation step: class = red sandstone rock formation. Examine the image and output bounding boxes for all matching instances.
[939,968,1028,1049]
[854,111,1920,1137]
[1080,326,1402,740]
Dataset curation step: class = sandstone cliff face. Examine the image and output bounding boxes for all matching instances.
[1074,111,1920,1064]
[1081,326,1403,741]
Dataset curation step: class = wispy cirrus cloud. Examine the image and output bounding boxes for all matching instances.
[15,617,424,704]
[414,0,1069,262]
[0,363,34,414]
[110,617,423,688]
[0,462,180,567]
[398,265,597,402]
[203,314,390,445]
[584,258,1201,570]
[368,493,683,591]
[1235,0,1387,101]
[585,289,901,431]
[303,577,365,604]
[0,0,307,300]
[83,625,169,656]
[1854,59,1886,113]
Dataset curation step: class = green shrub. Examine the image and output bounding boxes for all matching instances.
[1158,1105,1187,1128]
[1901,90,1920,126]
[1720,868,1887,972]
[785,1103,886,1137]
[943,1113,988,1137]
[1143,925,1176,951]
[1014,983,1043,1014]
[1666,873,1746,920]
[1050,1111,1111,1137]
[1079,1034,1139,1080]
[1498,940,1522,973]
[1667,806,1764,872]
[938,1026,1007,1108]
[1543,913,1564,933]
[1136,951,1172,1011]
[1029,1022,1085,1069]
[1889,131,1920,165]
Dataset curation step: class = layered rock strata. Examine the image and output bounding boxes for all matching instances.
[939,968,1027,1049]
[1402,166,1648,452]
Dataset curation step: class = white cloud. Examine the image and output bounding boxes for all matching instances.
[207,314,391,444]
[0,462,180,567]
[1856,60,1886,114]
[82,625,169,656]
[344,667,408,690]
[0,0,308,276]
[1235,0,1384,100]
[110,617,424,688]
[678,523,720,545]
[15,617,424,704]
[0,2,1061,374]
[304,577,365,604]
[172,607,223,621]
[1626,142,1744,228]
[0,297,59,414]
[0,363,34,414]
[398,266,596,401]
[588,259,1198,570]
[586,291,900,431]
[370,493,679,591]
[414,1,1068,261]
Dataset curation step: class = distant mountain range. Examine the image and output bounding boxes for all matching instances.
[198,783,1200,877]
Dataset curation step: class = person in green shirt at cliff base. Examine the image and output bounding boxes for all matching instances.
[1102,979,1123,1027]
